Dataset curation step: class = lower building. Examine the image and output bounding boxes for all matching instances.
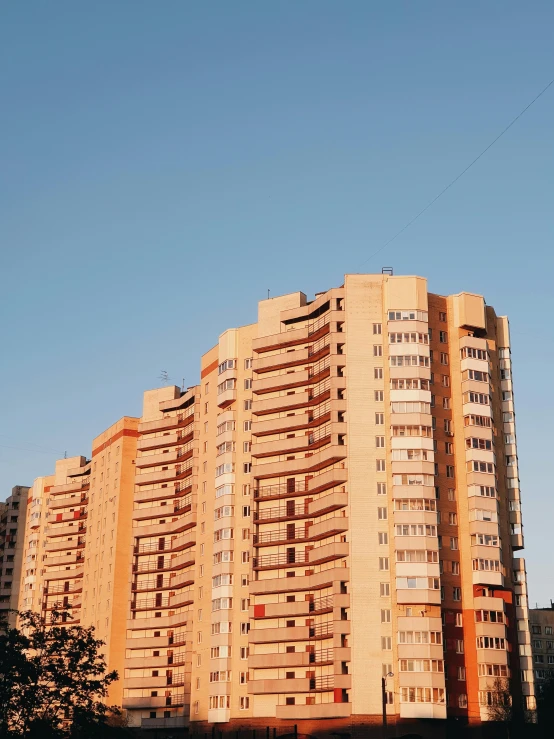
[530,603,554,685]
[0,485,30,627]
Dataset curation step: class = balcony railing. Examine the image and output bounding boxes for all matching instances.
[253,551,309,569]
[308,314,330,337]
[133,535,195,555]
[310,647,334,664]
[254,480,307,500]
[254,503,307,522]
[309,675,334,691]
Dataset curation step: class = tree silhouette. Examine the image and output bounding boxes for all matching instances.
[0,610,125,737]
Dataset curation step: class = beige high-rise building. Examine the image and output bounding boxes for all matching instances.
[17,417,139,708]
[15,273,536,737]
[119,274,535,736]
[0,485,30,627]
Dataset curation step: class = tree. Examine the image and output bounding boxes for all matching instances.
[537,672,554,736]
[0,609,124,737]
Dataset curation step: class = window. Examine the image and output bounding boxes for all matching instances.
[243,420,251,431]
[448,513,458,525]
[243,463,252,474]
[378,532,388,545]
[243,441,251,453]
[440,352,449,365]
[240,647,249,660]
[453,587,461,601]
[373,323,382,335]
[375,413,384,425]
[381,637,392,650]
[446,466,455,479]
[400,687,445,704]
[376,459,385,472]
[374,345,383,356]
[377,482,387,496]
[380,582,390,597]
[244,400,252,410]
[375,390,384,401]
[379,558,390,571]
[377,507,388,520]
[244,378,252,390]
[381,609,391,623]
[445,442,453,454]
[244,358,253,369]
[442,375,450,387]
[439,331,448,343]
[442,397,450,410]
[375,436,385,448]
[240,696,250,710]
[388,310,428,321]
[374,368,383,379]
[439,311,447,322]
[451,538,459,551]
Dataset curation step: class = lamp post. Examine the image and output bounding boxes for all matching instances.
[382,671,394,739]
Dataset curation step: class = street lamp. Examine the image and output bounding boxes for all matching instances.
[381,671,394,738]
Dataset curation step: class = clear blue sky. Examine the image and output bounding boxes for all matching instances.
[1,2,552,605]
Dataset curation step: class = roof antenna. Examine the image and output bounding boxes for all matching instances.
[267,289,270,299]
[64,451,67,459]
[159,370,170,386]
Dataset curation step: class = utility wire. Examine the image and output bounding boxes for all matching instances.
[358,76,554,269]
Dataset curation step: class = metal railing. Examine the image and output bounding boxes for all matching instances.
[253,552,309,569]
[307,314,330,336]
[309,675,334,690]
[254,503,306,521]
[133,535,195,555]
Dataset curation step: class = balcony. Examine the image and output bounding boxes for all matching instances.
[131,591,193,612]
[249,619,349,644]
[254,470,347,503]
[122,694,187,709]
[276,702,351,720]
[251,406,334,439]
[252,594,349,620]
[133,553,195,577]
[254,517,348,547]
[252,424,340,459]
[249,674,351,695]
[253,445,347,481]
[250,645,348,670]
[133,573,195,592]
[396,588,441,605]
[135,462,194,487]
[251,564,349,595]
[133,533,196,557]
[45,537,85,553]
[254,541,348,571]
[253,320,330,355]
[141,717,186,730]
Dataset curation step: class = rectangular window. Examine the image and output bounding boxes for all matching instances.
[374,345,383,356]
[380,582,390,597]
[439,331,448,343]
[374,368,383,379]
[378,532,388,545]
[381,637,392,650]
[453,587,461,601]
[243,442,251,454]
[376,459,385,471]
[379,558,390,572]
[377,482,387,496]
[375,390,384,401]
[375,436,385,448]
[377,507,388,520]
[375,413,384,425]
[381,609,391,623]
[373,324,382,335]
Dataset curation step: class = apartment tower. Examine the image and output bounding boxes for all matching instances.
[120,273,535,735]
[17,417,139,707]
[0,485,30,627]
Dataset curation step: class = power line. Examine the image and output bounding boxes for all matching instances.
[358,76,554,269]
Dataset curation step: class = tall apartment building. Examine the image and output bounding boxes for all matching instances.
[118,273,535,736]
[0,485,30,626]
[17,417,139,707]
[13,273,535,736]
